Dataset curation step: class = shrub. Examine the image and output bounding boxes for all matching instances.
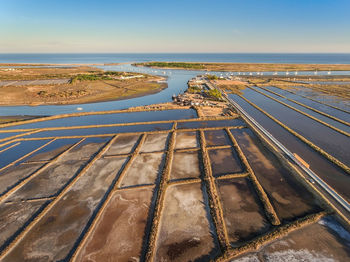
[206,74,218,80]
[207,89,222,100]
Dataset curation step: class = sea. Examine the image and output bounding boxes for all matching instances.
[1,53,350,64]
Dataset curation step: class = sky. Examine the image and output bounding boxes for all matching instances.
[1,0,349,53]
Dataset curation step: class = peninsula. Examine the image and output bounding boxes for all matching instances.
[0,65,166,106]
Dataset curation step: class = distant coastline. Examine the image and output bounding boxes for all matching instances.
[134,61,350,72]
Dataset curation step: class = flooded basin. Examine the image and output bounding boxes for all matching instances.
[204,129,232,147]
[0,139,51,170]
[62,137,110,160]
[0,131,27,141]
[177,119,245,129]
[216,178,271,245]
[240,87,350,167]
[1,109,197,130]
[228,94,350,202]
[24,122,173,138]
[254,86,350,134]
[231,128,323,221]
[289,85,350,111]
[24,138,81,162]
[0,163,44,196]
[264,85,350,122]
[208,148,243,176]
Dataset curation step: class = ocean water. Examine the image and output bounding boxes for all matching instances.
[1,53,350,64]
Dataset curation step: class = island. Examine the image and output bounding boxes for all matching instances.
[134,61,350,72]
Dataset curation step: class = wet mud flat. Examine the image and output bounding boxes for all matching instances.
[2,156,128,261]
[154,183,219,261]
[204,129,232,147]
[232,216,350,262]
[120,152,164,187]
[216,178,271,245]
[75,186,155,262]
[208,148,243,176]
[105,134,140,155]
[170,151,201,180]
[230,128,323,221]
[140,133,169,153]
[174,131,199,149]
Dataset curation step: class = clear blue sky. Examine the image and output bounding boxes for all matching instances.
[1,0,349,53]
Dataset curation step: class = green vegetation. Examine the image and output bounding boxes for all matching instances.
[206,74,218,80]
[70,71,145,84]
[136,62,350,72]
[104,71,124,76]
[207,89,222,100]
[139,62,205,69]
[187,85,202,94]
[70,73,112,83]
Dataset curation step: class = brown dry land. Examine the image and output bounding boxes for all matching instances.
[136,61,350,72]
[0,116,41,124]
[0,66,102,80]
[0,66,166,106]
[0,101,348,261]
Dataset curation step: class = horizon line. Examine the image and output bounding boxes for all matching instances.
[1,52,350,55]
